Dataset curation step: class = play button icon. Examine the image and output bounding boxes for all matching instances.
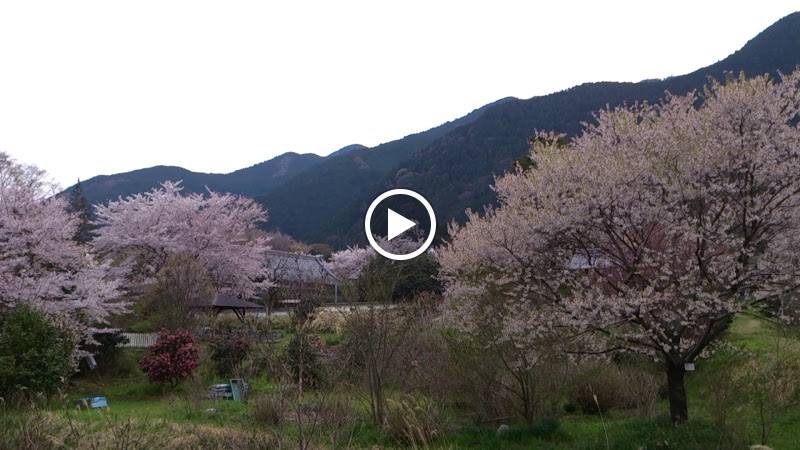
[364,189,437,261]
[387,208,416,241]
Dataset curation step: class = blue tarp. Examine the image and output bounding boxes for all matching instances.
[75,396,107,409]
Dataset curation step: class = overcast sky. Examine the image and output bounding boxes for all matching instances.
[0,2,797,188]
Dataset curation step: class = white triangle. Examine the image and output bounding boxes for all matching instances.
[387,208,416,240]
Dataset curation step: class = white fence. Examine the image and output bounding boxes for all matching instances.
[119,332,157,348]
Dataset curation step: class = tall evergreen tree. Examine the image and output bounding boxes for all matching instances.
[66,179,95,244]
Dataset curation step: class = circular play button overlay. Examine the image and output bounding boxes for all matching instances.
[364,189,436,261]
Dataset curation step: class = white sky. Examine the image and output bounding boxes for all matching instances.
[0,1,797,188]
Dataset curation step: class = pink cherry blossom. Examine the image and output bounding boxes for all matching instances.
[440,70,800,424]
[327,245,376,279]
[0,153,124,325]
[92,181,272,299]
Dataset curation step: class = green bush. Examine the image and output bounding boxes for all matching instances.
[563,402,578,414]
[392,253,442,301]
[209,331,252,376]
[0,303,80,397]
[528,417,560,439]
[283,331,323,388]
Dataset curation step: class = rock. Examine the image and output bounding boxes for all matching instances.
[497,424,510,437]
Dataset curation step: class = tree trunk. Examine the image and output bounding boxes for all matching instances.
[666,361,688,425]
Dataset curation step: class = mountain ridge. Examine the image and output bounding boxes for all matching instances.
[65,12,800,248]
[309,12,800,245]
[253,96,516,239]
[70,151,324,207]
[68,96,514,212]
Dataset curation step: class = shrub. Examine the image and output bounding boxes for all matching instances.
[391,329,459,402]
[213,313,242,333]
[283,331,323,388]
[0,303,80,397]
[209,331,252,376]
[569,363,627,415]
[285,396,359,450]
[392,253,442,301]
[562,402,578,414]
[311,396,354,434]
[238,343,283,381]
[617,366,662,418]
[338,333,367,372]
[735,336,800,446]
[566,362,662,417]
[291,297,322,327]
[251,390,289,426]
[440,330,571,424]
[529,416,560,439]
[139,328,199,386]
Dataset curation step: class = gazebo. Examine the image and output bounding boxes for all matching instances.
[188,292,265,323]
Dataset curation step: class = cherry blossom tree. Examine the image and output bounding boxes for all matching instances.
[326,230,426,282]
[92,181,271,299]
[327,245,376,280]
[440,70,800,424]
[0,153,124,327]
[0,152,57,199]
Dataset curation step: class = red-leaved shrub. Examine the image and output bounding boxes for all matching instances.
[139,328,199,386]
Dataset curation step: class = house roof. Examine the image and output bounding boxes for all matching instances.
[265,250,339,285]
[188,292,264,310]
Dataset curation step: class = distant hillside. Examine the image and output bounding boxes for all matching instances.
[69,152,324,207]
[254,97,515,239]
[309,12,800,246]
[326,144,369,158]
[65,96,512,214]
